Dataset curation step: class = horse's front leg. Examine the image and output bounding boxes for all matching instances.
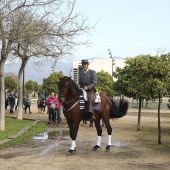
[92,118,102,151]
[67,119,80,156]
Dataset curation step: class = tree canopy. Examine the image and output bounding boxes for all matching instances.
[42,71,64,97]
[96,70,114,97]
[5,76,18,91]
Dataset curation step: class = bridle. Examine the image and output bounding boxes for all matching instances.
[64,96,79,104]
[59,78,79,112]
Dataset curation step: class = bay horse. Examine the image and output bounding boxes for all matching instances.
[58,76,129,155]
[37,99,46,113]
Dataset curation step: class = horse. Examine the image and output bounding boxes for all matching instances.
[58,76,129,155]
[37,99,46,113]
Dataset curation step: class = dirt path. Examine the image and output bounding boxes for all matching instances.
[0,106,170,170]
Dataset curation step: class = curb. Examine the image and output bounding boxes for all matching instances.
[0,118,40,145]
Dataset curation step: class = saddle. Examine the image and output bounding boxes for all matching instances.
[79,89,101,112]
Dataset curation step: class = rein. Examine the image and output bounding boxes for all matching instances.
[63,100,79,112]
[64,96,79,104]
[63,96,79,112]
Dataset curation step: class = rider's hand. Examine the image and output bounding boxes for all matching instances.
[84,86,88,91]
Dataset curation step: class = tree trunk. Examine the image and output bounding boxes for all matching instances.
[0,60,5,130]
[146,100,148,108]
[17,60,27,120]
[158,92,161,144]
[137,98,142,131]
[17,69,23,120]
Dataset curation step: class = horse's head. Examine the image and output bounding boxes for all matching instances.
[58,76,72,103]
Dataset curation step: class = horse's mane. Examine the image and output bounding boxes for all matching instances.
[70,78,82,96]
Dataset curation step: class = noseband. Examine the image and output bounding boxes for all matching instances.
[59,78,79,111]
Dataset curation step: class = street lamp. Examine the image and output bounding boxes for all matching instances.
[52,59,57,72]
[108,48,115,77]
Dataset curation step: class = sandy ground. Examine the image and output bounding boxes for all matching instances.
[0,106,170,170]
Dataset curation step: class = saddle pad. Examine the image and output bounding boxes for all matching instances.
[80,88,88,101]
[79,95,85,110]
[95,92,101,103]
[93,103,100,111]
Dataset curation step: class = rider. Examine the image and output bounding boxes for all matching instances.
[78,59,97,120]
[38,91,45,105]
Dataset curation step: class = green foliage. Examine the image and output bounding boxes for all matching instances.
[37,85,42,92]
[5,76,18,91]
[114,53,170,100]
[42,71,64,96]
[25,80,38,93]
[96,70,115,97]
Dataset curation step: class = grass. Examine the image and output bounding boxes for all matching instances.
[0,117,47,149]
[138,126,170,152]
[0,117,33,140]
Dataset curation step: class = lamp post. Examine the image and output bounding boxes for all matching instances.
[52,59,57,72]
[108,48,115,77]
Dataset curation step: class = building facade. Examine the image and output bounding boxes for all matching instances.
[72,58,125,84]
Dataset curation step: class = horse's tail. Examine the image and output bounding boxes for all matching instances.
[110,98,129,119]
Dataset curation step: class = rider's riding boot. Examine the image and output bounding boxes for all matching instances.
[92,113,96,120]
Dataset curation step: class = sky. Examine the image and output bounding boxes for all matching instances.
[61,0,170,62]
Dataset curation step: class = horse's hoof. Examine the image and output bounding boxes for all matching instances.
[105,145,111,152]
[66,149,76,156]
[91,145,100,151]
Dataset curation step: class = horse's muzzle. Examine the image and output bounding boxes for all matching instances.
[58,96,65,104]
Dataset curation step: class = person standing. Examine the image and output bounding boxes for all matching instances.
[14,91,18,111]
[78,59,97,120]
[8,90,17,113]
[46,93,57,124]
[56,94,62,123]
[23,95,32,114]
[5,89,9,110]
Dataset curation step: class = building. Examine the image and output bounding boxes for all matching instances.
[72,58,125,84]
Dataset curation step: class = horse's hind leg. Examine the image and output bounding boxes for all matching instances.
[92,119,102,151]
[103,119,112,152]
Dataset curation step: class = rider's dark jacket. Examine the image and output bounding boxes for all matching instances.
[78,69,97,114]
[78,69,97,91]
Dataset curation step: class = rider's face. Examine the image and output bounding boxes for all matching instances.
[82,63,89,72]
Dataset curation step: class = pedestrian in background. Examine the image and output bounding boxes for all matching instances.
[23,95,32,114]
[15,91,18,111]
[46,92,57,124]
[56,94,62,123]
[5,89,9,110]
[8,90,17,113]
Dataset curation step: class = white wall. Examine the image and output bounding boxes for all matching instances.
[73,58,125,80]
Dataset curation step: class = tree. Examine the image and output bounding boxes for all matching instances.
[0,0,62,130]
[0,0,93,129]
[114,54,170,144]
[96,70,114,97]
[5,72,18,82]
[5,76,18,91]
[25,80,38,96]
[42,71,64,97]
[12,0,92,120]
